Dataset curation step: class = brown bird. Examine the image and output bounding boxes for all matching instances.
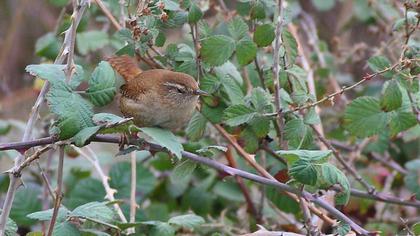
[107,55,207,131]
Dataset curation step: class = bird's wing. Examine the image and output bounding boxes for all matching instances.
[107,55,142,82]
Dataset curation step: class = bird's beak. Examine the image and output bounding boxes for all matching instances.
[193,89,209,96]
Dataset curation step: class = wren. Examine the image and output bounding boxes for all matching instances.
[107,55,207,131]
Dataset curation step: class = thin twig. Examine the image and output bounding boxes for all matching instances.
[73,146,128,223]
[46,146,65,236]
[298,193,319,236]
[272,0,286,148]
[94,0,123,30]
[254,58,265,89]
[311,125,376,193]
[128,151,137,234]
[190,23,203,81]
[225,145,259,222]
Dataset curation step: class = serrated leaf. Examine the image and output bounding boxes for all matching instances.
[196,145,227,156]
[221,75,244,105]
[282,29,298,64]
[227,16,248,40]
[27,207,70,222]
[249,116,271,138]
[150,222,175,236]
[380,80,402,111]
[236,37,257,66]
[334,222,351,236]
[250,87,272,113]
[47,82,94,139]
[344,96,388,138]
[53,222,81,236]
[186,111,207,141]
[367,55,393,78]
[70,202,115,223]
[92,113,134,134]
[223,104,257,126]
[393,11,418,31]
[76,31,109,55]
[72,126,101,147]
[10,185,42,226]
[289,158,319,185]
[319,163,350,205]
[66,178,106,209]
[140,127,183,159]
[168,214,205,229]
[239,126,259,153]
[26,64,85,89]
[284,118,313,149]
[266,186,300,214]
[250,1,266,19]
[162,0,180,11]
[201,35,235,66]
[253,24,275,47]
[188,3,203,23]
[389,111,417,136]
[277,150,332,165]
[86,61,116,107]
[304,107,320,125]
[4,216,17,236]
[35,32,60,60]
[170,160,196,184]
[109,162,157,200]
[404,160,420,199]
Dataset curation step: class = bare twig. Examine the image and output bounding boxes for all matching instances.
[272,0,286,148]
[46,146,65,236]
[254,58,265,89]
[369,152,408,175]
[73,146,128,223]
[128,151,137,234]
[225,145,259,222]
[190,23,203,81]
[311,125,375,193]
[94,0,123,30]
[298,193,319,236]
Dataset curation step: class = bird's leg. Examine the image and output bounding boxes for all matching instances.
[118,133,129,151]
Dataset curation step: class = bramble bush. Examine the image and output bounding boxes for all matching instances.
[0,0,419,235]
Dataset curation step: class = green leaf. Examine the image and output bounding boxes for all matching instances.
[76,31,109,55]
[70,202,115,223]
[162,0,180,11]
[282,29,298,64]
[227,16,248,40]
[66,178,106,209]
[26,64,85,89]
[319,164,350,205]
[186,111,207,141]
[289,158,318,185]
[27,207,70,222]
[92,113,134,134]
[35,32,60,60]
[223,104,257,126]
[344,96,388,138]
[380,80,402,111]
[277,150,332,165]
[240,126,259,153]
[170,160,197,183]
[236,37,257,66]
[201,35,235,66]
[405,160,420,199]
[266,186,299,214]
[149,222,175,236]
[4,216,17,236]
[188,3,203,23]
[140,127,183,159]
[86,61,116,107]
[304,107,321,125]
[249,116,271,138]
[412,222,420,235]
[47,82,94,139]
[334,222,351,236]
[168,214,205,229]
[311,0,336,11]
[221,75,244,105]
[250,87,272,113]
[393,11,418,31]
[367,55,393,78]
[72,126,101,147]
[250,1,266,19]
[213,181,245,202]
[284,118,313,149]
[10,185,42,226]
[389,111,417,136]
[253,24,275,47]
[0,120,12,135]
[53,222,81,236]
[109,162,157,200]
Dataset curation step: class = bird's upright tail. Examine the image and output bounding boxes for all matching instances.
[107,55,142,82]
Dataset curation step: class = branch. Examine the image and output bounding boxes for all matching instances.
[128,151,137,234]
[94,0,123,30]
[46,146,65,236]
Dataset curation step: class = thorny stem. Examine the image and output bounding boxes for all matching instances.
[225,145,259,222]
[0,2,89,233]
[46,146,65,236]
[272,0,286,148]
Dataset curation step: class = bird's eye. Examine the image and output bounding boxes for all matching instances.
[176,88,184,93]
